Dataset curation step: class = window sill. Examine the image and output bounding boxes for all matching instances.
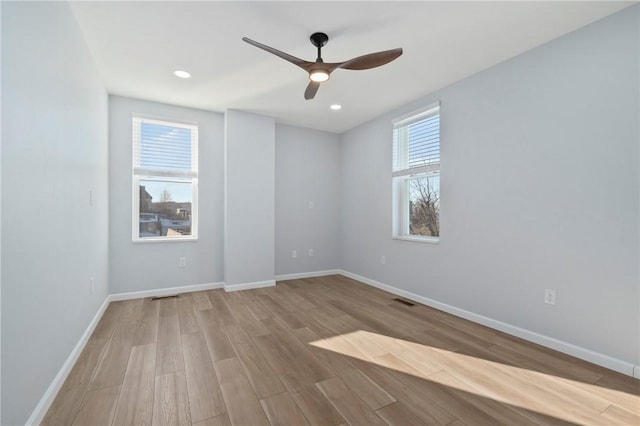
[132,237,198,244]
[393,235,440,244]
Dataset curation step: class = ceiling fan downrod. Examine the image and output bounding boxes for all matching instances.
[310,32,329,62]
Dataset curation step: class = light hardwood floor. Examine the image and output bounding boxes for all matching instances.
[43,275,640,425]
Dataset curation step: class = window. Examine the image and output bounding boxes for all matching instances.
[132,117,198,241]
[392,102,440,241]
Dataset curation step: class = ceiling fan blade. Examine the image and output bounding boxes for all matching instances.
[242,37,313,70]
[335,48,403,71]
[304,81,321,100]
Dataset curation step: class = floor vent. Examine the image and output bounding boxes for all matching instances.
[393,297,415,307]
[151,294,180,301]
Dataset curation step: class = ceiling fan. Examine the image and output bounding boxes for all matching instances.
[242,32,403,100]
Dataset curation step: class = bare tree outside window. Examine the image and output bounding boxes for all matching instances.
[408,175,440,237]
[159,189,173,202]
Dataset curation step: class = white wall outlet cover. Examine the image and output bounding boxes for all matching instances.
[544,289,556,305]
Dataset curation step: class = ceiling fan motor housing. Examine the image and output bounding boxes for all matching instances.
[310,32,329,48]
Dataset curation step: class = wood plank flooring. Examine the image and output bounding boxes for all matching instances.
[43,275,640,425]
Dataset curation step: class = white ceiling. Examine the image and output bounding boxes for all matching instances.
[69,1,633,133]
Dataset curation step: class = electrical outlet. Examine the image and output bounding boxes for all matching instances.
[292,250,297,259]
[90,277,95,294]
[308,201,314,209]
[544,289,556,305]
[308,249,314,257]
[179,257,187,267]
[381,255,386,265]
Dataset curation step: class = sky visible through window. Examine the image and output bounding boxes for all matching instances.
[141,180,192,203]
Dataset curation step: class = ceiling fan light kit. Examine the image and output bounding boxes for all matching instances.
[309,69,330,82]
[242,32,402,100]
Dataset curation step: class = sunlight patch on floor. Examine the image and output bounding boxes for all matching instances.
[310,330,640,424]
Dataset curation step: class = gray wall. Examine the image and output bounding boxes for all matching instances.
[1,2,109,424]
[109,96,224,294]
[340,6,639,366]
[224,110,275,286]
[275,124,341,276]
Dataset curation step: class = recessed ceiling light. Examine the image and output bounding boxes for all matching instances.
[173,70,191,79]
[330,104,342,110]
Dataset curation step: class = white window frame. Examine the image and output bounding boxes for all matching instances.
[132,116,199,242]
[392,102,441,243]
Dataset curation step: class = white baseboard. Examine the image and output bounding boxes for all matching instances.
[275,269,341,281]
[109,281,224,301]
[339,270,638,378]
[26,297,110,426]
[224,279,275,292]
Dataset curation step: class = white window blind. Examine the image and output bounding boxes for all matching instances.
[133,117,198,178]
[392,102,440,177]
